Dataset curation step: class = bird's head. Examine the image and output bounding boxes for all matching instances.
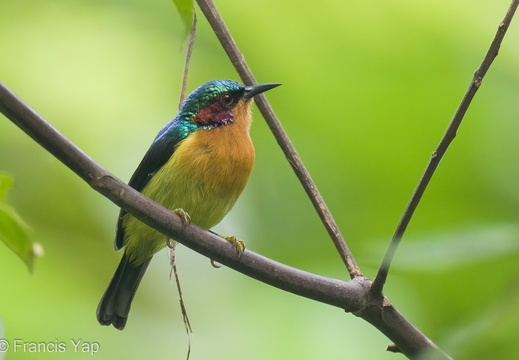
[179,80,281,130]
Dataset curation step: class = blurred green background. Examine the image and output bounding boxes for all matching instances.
[1,0,519,359]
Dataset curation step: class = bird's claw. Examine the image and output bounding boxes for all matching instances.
[220,235,245,259]
[173,208,191,226]
[209,236,245,268]
[210,259,222,268]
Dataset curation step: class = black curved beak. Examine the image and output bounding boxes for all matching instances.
[243,83,282,99]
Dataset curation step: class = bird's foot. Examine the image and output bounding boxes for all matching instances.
[208,235,245,268]
[220,235,245,259]
[173,208,191,226]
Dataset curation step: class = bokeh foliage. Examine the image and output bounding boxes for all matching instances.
[0,173,39,273]
[1,0,519,359]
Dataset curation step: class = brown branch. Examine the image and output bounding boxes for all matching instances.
[195,0,361,279]
[0,81,451,359]
[0,81,366,308]
[371,0,519,296]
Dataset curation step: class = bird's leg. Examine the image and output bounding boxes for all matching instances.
[173,208,191,226]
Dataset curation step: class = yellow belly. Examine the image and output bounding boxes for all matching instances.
[123,125,255,265]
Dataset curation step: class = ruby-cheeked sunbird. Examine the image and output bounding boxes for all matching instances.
[96,79,281,330]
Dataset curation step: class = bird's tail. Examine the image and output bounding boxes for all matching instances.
[96,253,151,330]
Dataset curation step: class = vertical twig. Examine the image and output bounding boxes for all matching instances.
[371,0,519,296]
[179,13,198,107]
[195,0,362,279]
[174,12,197,358]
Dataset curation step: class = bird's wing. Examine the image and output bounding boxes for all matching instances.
[114,131,181,250]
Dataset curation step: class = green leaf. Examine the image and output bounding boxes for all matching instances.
[0,173,13,201]
[172,0,194,40]
[0,173,42,272]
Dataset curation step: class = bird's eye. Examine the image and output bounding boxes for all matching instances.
[220,93,234,106]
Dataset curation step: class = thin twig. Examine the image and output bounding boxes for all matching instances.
[178,13,198,108]
[0,82,450,359]
[195,0,361,279]
[175,14,197,359]
[371,0,519,296]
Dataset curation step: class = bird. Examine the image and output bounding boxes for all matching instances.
[96,79,281,330]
